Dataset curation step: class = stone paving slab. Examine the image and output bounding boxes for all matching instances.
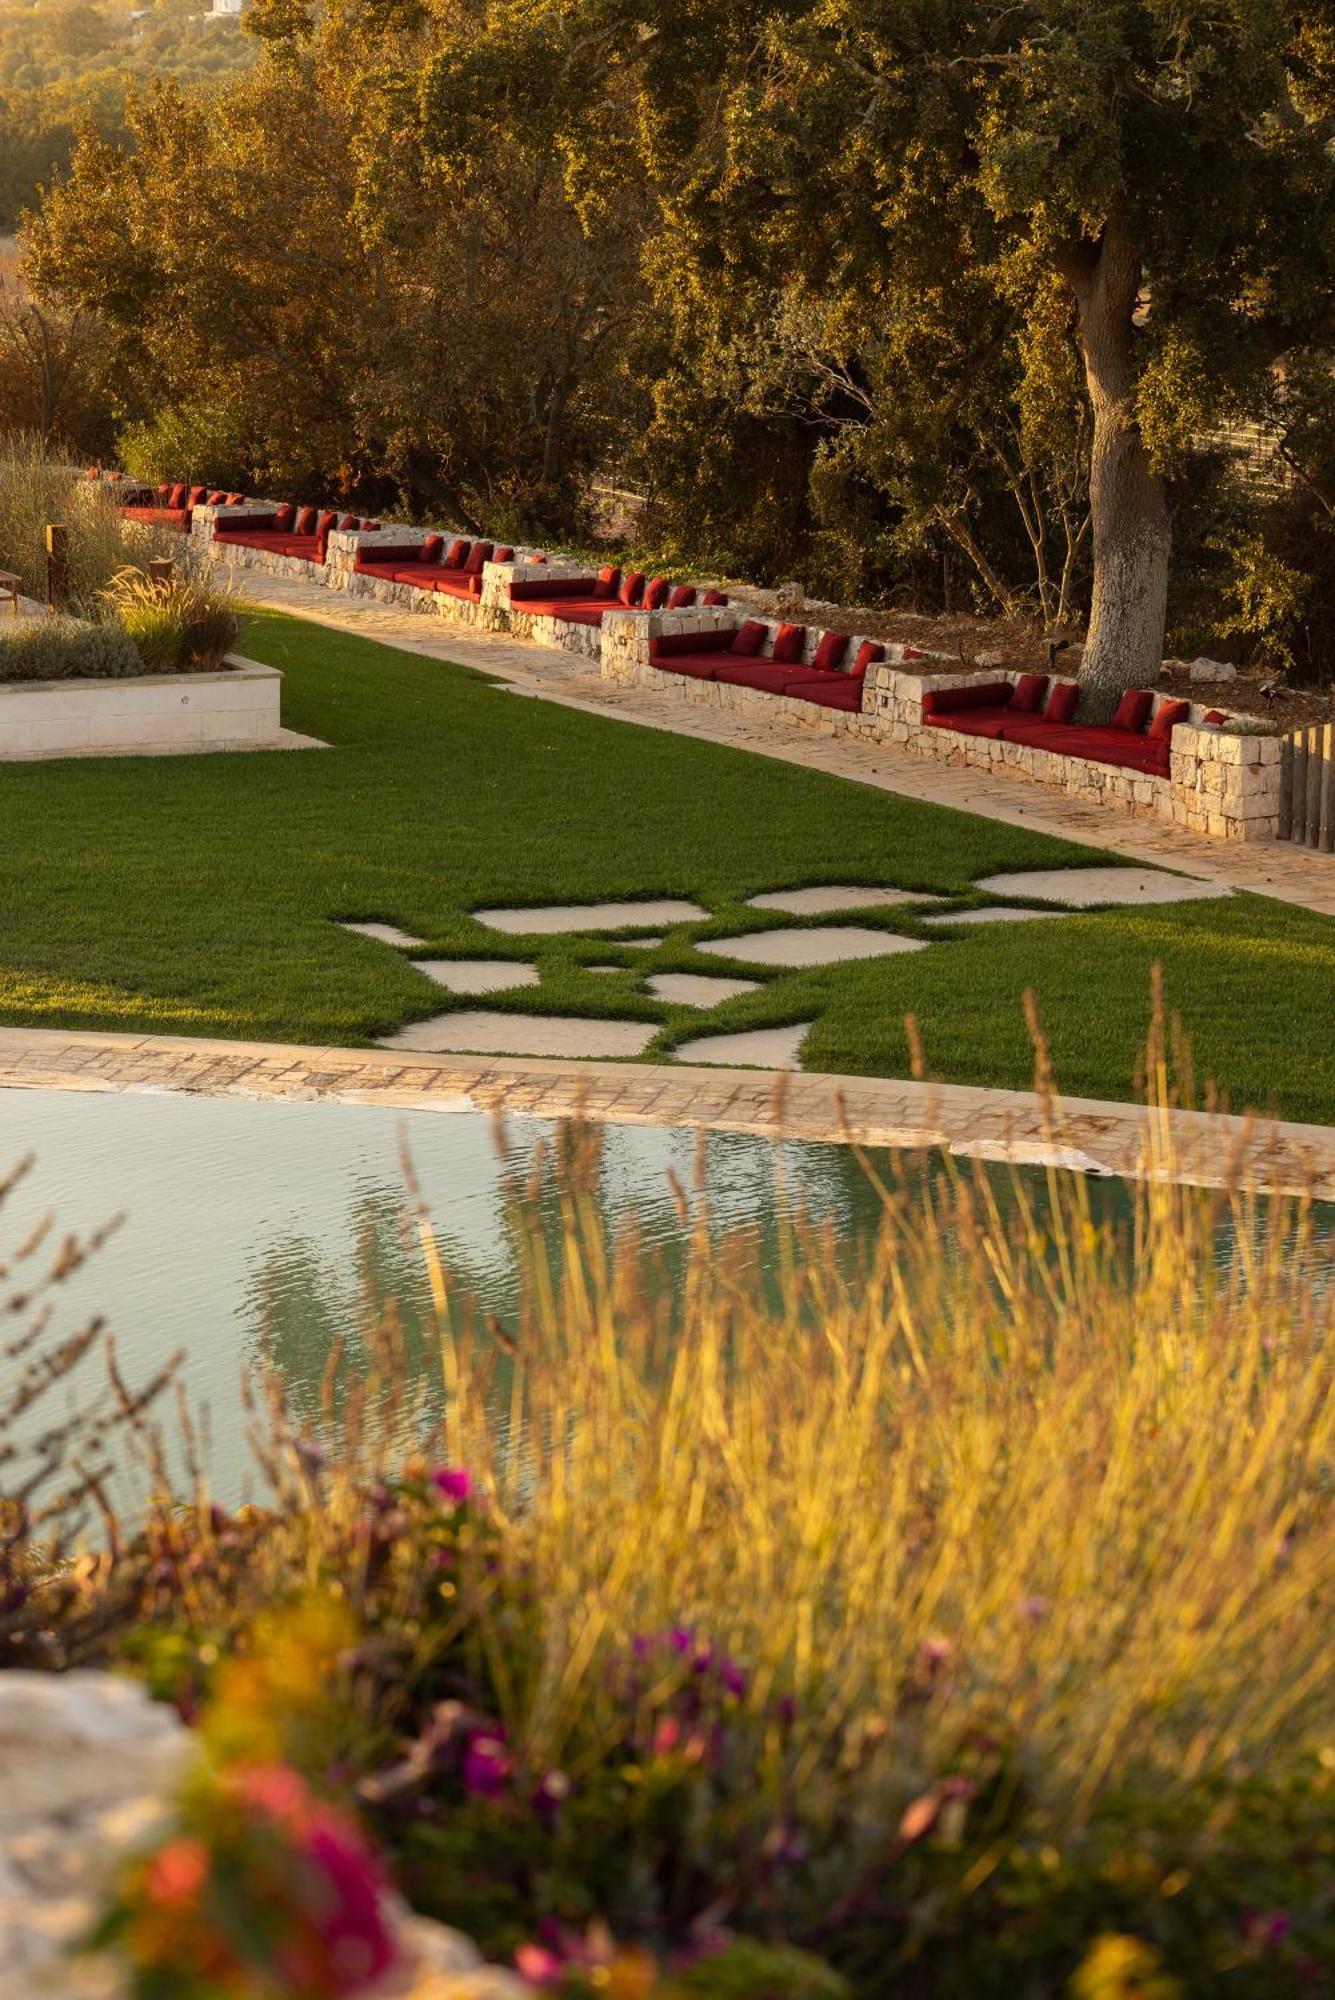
[232,569,1335,918]
[0,1027,1331,1200]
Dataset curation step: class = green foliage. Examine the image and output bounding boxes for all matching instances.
[0,609,141,680]
[119,399,256,492]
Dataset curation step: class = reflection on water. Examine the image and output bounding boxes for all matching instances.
[0,1086,1330,1508]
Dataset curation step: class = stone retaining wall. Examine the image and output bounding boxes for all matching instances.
[0,653,283,759]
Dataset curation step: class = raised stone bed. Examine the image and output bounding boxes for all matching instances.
[0,653,285,760]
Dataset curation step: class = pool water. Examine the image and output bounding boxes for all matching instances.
[0,1086,1329,1508]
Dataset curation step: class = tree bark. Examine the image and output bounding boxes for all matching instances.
[1061,206,1171,720]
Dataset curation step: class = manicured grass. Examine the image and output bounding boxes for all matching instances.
[0,609,1332,1120]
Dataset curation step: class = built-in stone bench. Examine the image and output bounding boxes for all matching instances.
[867,666,1281,843]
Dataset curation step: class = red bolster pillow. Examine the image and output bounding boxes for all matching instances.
[650,629,739,659]
[443,538,470,569]
[187,486,207,507]
[594,565,621,600]
[1202,708,1229,725]
[702,589,729,606]
[273,503,296,531]
[168,483,188,508]
[1111,688,1154,733]
[225,492,245,506]
[206,490,227,506]
[493,545,515,563]
[619,571,647,607]
[316,510,340,540]
[643,575,671,610]
[666,584,697,609]
[339,514,361,531]
[420,533,445,565]
[1045,680,1079,723]
[921,681,1013,715]
[850,640,885,678]
[293,505,317,536]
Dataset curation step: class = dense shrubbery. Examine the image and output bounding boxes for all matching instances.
[4,1067,1333,1995]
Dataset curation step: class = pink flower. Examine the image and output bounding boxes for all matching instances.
[431,1467,474,1504]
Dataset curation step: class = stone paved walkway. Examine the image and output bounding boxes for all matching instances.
[2,1027,1331,1199]
[237,569,1335,916]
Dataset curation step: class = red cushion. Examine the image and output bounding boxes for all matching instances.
[156,484,172,500]
[729,620,768,658]
[925,709,1014,739]
[643,575,671,610]
[465,540,494,573]
[206,490,227,506]
[788,676,865,711]
[1045,680,1079,723]
[273,504,295,531]
[168,483,188,508]
[1203,708,1229,725]
[702,589,729,606]
[922,681,1013,716]
[1007,672,1048,713]
[850,641,885,679]
[226,492,245,506]
[666,584,697,609]
[187,485,207,507]
[1111,688,1154,733]
[420,533,445,565]
[811,631,849,674]
[362,520,381,532]
[493,546,514,563]
[293,505,317,536]
[1018,723,1169,773]
[440,538,469,569]
[316,509,340,539]
[771,622,806,664]
[619,571,646,607]
[338,514,359,530]
[713,661,802,693]
[1149,697,1191,741]
[594,565,621,600]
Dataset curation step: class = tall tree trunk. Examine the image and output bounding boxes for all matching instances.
[1061,207,1170,720]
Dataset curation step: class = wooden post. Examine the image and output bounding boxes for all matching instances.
[45,523,68,611]
[1291,730,1308,844]
[1278,735,1294,842]
[1320,723,1334,855]
[147,557,175,596]
[1306,725,1323,846]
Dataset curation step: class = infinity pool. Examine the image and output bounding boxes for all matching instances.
[1,1086,1330,1508]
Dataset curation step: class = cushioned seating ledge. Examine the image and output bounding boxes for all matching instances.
[921,681,1175,775]
[119,506,192,531]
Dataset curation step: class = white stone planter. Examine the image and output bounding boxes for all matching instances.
[0,653,283,760]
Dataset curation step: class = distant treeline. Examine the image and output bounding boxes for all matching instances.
[0,0,255,225]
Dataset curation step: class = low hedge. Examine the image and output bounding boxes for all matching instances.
[0,614,145,682]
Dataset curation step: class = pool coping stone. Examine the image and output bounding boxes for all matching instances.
[0,1027,1330,1201]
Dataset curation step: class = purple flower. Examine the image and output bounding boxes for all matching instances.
[431,1466,473,1504]
[462,1731,512,1798]
[717,1657,747,1698]
[1242,1910,1292,1951]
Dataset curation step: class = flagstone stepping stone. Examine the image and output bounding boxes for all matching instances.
[474,899,707,935]
[974,867,1226,908]
[919,905,1066,927]
[699,927,927,969]
[379,1012,657,1058]
[648,972,762,1007]
[341,920,427,949]
[673,1023,813,1070]
[412,959,540,994]
[746,885,938,916]
[625,936,664,949]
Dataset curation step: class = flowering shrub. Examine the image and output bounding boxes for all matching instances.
[95,1763,398,1998]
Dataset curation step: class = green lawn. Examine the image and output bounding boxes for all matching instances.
[0,609,1332,1122]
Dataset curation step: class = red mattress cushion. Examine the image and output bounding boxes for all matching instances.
[652,654,733,681]
[787,676,865,711]
[713,661,807,694]
[650,629,739,659]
